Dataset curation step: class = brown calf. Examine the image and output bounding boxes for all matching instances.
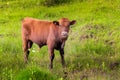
[22,17,76,68]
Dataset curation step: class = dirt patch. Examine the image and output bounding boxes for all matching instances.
[80,74,88,80]
[109,62,120,70]
[0,33,17,38]
[80,24,105,41]
[0,34,4,38]
[105,40,115,46]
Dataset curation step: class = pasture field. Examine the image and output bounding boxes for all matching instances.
[0,0,120,80]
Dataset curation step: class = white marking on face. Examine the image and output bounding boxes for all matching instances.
[61,31,68,38]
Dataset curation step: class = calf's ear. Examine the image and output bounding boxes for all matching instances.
[70,20,76,25]
[53,21,59,25]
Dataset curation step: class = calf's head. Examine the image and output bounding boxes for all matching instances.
[53,18,76,40]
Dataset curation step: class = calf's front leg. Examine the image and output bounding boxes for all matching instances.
[48,47,55,69]
[59,49,66,68]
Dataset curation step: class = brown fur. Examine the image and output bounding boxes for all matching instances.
[22,17,76,68]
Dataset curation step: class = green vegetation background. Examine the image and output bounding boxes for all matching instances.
[0,0,120,80]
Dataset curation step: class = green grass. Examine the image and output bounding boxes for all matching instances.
[1,0,120,80]
[15,66,57,80]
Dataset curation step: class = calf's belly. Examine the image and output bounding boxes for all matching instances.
[30,37,47,47]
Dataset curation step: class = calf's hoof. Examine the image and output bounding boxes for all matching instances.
[49,64,53,69]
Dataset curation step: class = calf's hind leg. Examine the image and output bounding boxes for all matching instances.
[23,39,33,63]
